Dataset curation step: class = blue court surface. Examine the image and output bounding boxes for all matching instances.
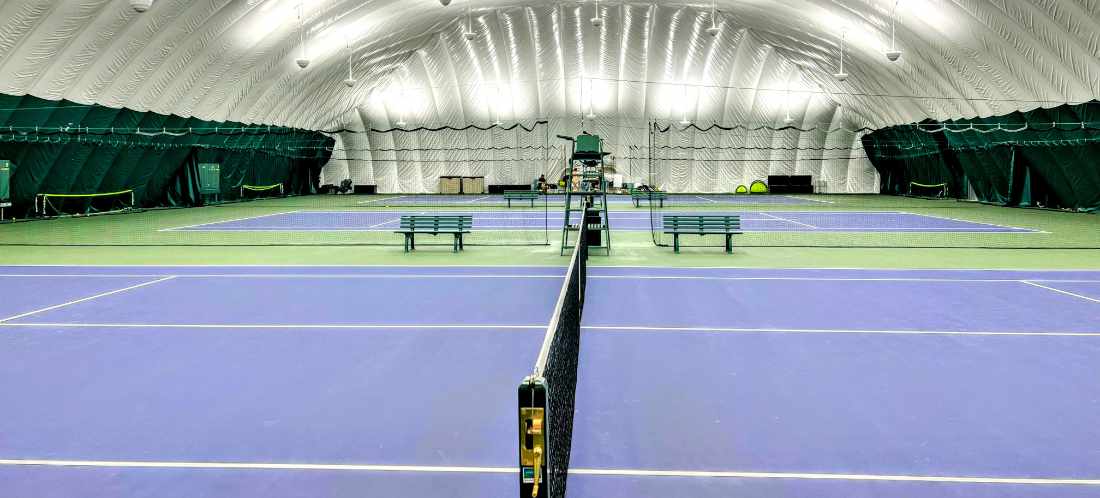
[2,265,1099,497]
[166,210,1036,233]
[357,193,821,206]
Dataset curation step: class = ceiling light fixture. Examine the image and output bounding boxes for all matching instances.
[463,2,476,40]
[591,0,603,27]
[783,96,794,125]
[885,0,903,62]
[833,29,848,81]
[343,39,357,87]
[130,0,153,12]
[295,2,310,69]
[706,0,720,36]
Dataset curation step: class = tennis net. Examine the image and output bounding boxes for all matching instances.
[35,190,135,217]
[518,222,588,498]
[240,184,285,199]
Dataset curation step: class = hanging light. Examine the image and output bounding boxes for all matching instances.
[295,2,310,69]
[463,3,476,39]
[130,0,154,12]
[705,0,720,36]
[833,29,849,81]
[783,70,797,126]
[591,0,603,27]
[395,119,407,128]
[343,38,357,87]
[885,0,903,62]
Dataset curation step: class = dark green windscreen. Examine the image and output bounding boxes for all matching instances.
[863,101,1100,212]
[0,94,333,218]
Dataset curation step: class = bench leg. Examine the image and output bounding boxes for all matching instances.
[459,234,465,250]
[453,234,459,252]
[633,199,639,208]
[673,233,680,253]
[725,234,732,254]
[529,199,535,207]
[659,199,664,208]
[507,199,512,208]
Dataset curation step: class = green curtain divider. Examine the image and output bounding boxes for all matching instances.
[862,101,1100,212]
[0,93,333,217]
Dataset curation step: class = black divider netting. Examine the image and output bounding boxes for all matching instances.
[0,120,554,247]
[643,121,1100,250]
[518,225,587,498]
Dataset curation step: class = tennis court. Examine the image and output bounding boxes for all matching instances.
[2,264,1098,498]
[165,209,1036,233]
[357,194,822,206]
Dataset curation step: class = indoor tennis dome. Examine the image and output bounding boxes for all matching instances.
[1,0,1097,208]
[3,3,1100,498]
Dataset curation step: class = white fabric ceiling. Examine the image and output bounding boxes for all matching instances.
[1,0,1098,193]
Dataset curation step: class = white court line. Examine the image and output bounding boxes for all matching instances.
[356,195,409,204]
[164,226,1041,233]
[0,264,1095,272]
[465,195,492,203]
[583,325,1100,337]
[148,227,551,232]
[0,459,511,474]
[364,217,402,229]
[758,211,819,229]
[0,273,1095,281]
[587,265,1100,272]
[785,195,835,204]
[0,323,545,329]
[8,273,1100,281]
[1,459,1097,485]
[590,275,1100,283]
[894,210,1038,232]
[158,211,303,232]
[1020,281,1100,304]
[3,323,1096,337]
[752,227,1043,232]
[570,468,1100,485]
[0,276,177,323]
[0,274,565,279]
[695,195,718,204]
